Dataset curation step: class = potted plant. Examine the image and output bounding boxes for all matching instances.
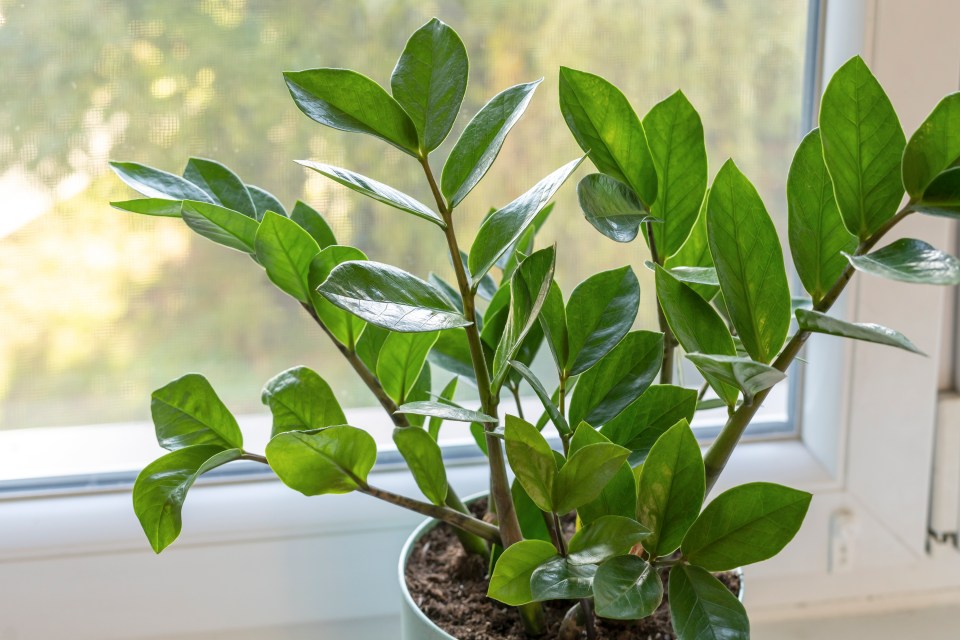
[111,18,960,639]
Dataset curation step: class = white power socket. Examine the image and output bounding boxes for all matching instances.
[828,508,859,573]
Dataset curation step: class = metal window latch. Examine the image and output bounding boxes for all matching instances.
[929,393,960,549]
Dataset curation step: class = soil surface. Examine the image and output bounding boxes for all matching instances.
[405,502,740,640]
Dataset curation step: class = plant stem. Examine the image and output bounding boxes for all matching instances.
[420,156,544,635]
[645,221,676,385]
[510,383,526,420]
[702,206,913,493]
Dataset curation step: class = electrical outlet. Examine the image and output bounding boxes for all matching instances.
[828,508,858,573]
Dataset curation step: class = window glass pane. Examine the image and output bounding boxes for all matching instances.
[0,1,811,480]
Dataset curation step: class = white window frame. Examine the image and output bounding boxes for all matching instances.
[2,2,960,638]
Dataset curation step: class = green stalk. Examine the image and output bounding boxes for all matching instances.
[420,156,545,635]
[703,205,913,493]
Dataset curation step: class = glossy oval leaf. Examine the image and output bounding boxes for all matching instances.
[635,420,705,558]
[356,324,390,372]
[487,539,559,606]
[577,173,652,243]
[441,80,541,208]
[283,68,419,156]
[796,308,922,354]
[508,360,571,436]
[181,200,259,253]
[318,261,470,332]
[183,157,257,218]
[643,90,708,257]
[530,557,597,601]
[787,129,858,304]
[266,425,377,496]
[393,426,448,506]
[820,56,906,239]
[577,462,638,526]
[903,93,960,198]
[539,282,568,371]
[261,366,346,438]
[248,184,287,219]
[307,245,368,349]
[685,353,785,406]
[558,67,657,206]
[844,238,960,285]
[110,161,213,203]
[396,401,494,424]
[669,564,748,640]
[682,481,812,571]
[504,414,558,513]
[296,160,443,227]
[427,328,476,381]
[665,192,716,299]
[567,515,650,565]
[554,441,630,515]
[599,384,698,455]
[111,198,184,218]
[568,331,663,428]
[151,373,243,451]
[256,210,321,302]
[708,160,791,363]
[377,330,439,405]
[390,18,468,153]
[133,445,243,553]
[468,157,582,280]
[565,266,641,376]
[593,555,663,620]
[291,200,337,249]
[427,377,460,441]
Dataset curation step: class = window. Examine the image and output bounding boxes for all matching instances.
[0,0,813,485]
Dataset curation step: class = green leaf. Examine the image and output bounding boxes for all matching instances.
[183,157,257,218]
[181,200,259,253]
[707,160,791,363]
[508,360,571,436]
[643,90,708,257]
[393,426,448,506]
[669,564,748,640]
[903,93,960,198]
[504,414,558,513]
[492,247,556,382]
[914,168,960,217]
[133,445,243,553]
[261,366,346,438]
[512,479,552,542]
[655,265,738,405]
[283,68,419,156]
[665,192,716,299]
[577,462,637,526]
[665,266,718,288]
[487,539,558,606]
[429,273,464,312]
[356,324,390,372]
[565,266,641,376]
[266,425,377,495]
[539,282,568,370]
[576,173,652,243]
[635,420,704,558]
[256,210,321,302]
[377,331,440,405]
[567,515,650,565]
[308,245,368,349]
[787,129,858,304]
[682,482,812,571]
[844,238,960,285]
[396,401,494,424]
[554,441,630,514]
[568,331,663,428]
[248,184,286,219]
[291,200,337,249]
[593,555,663,620]
[559,67,658,206]
[796,308,922,354]
[427,377,459,440]
[530,557,597,601]
[441,80,541,208]
[318,261,470,332]
[468,158,583,280]
[600,385,698,454]
[685,353,785,405]
[296,161,443,227]
[427,329,476,381]
[110,198,184,217]
[150,374,243,451]
[820,56,906,239]
[390,18,468,153]
[110,161,213,203]
[405,364,432,428]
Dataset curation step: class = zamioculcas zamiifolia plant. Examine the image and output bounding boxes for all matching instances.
[111,18,960,640]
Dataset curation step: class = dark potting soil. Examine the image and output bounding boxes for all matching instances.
[404,501,741,640]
